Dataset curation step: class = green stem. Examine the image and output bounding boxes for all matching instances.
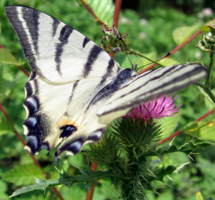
[197,82,215,104]
[126,48,165,67]
[206,46,214,86]
[204,87,215,104]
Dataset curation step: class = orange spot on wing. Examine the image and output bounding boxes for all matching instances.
[58,117,79,128]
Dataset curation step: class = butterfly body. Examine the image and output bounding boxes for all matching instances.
[5,6,207,160]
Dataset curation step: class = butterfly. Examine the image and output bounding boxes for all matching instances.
[5,6,207,161]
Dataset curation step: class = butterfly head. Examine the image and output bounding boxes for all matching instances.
[117,68,138,82]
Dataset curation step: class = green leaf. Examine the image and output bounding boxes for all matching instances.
[0,48,25,66]
[198,86,215,110]
[2,164,45,186]
[145,141,212,157]
[9,168,117,198]
[59,170,73,188]
[172,24,201,45]
[0,116,12,136]
[196,191,204,200]
[0,63,16,100]
[10,178,60,198]
[151,166,176,182]
[85,0,114,27]
[158,57,180,66]
[183,120,215,142]
[200,24,211,32]
[200,19,215,32]
[0,180,8,199]
[178,141,211,154]
[158,114,180,139]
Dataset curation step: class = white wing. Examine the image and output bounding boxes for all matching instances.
[97,64,207,123]
[5,6,119,84]
[5,5,119,154]
[5,6,207,161]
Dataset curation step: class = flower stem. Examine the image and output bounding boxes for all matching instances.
[204,87,215,104]
[206,46,214,86]
[80,0,103,25]
[128,48,164,67]
[113,0,122,28]
[86,162,97,200]
[197,82,215,104]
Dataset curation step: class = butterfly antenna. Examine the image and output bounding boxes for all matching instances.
[119,36,134,68]
[118,37,134,69]
[125,52,133,67]
[137,52,171,71]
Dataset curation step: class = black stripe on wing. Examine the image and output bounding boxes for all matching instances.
[99,58,116,86]
[5,6,39,61]
[82,37,90,48]
[83,45,103,78]
[52,18,60,37]
[84,68,135,113]
[67,80,79,106]
[134,65,205,99]
[55,25,74,76]
[22,7,39,56]
[133,65,177,84]
[58,25,73,43]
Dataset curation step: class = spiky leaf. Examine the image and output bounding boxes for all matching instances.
[3,164,45,186]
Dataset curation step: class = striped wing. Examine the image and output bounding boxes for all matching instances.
[5,6,119,154]
[97,64,207,123]
[5,6,119,83]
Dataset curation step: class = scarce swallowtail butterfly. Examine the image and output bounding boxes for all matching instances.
[5,6,207,161]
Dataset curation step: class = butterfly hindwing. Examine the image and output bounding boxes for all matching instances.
[5,6,207,160]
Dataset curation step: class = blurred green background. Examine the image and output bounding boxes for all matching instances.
[0,0,215,199]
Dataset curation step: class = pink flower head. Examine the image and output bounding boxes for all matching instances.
[125,94,182,123]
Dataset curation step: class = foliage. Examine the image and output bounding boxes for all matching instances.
[1,0,215,200]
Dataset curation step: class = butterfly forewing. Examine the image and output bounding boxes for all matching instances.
[5,6,207,160]
[5,6,120,83]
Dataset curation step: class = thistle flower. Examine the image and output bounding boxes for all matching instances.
[125,94,182,123]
